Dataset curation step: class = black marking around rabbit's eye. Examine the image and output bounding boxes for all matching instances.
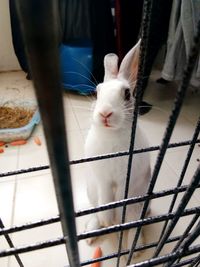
[124,88,131,101]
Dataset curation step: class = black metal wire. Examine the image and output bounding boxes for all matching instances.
[80,233,191,266]
[0,231,194,265]
[127,16,200,264]
[0,183,199,240]
[0,218,24,267]
[172,256,200,267]
[75,183,200,217]
[1,243,200,267]
[0,165,50,178]
[1,206,199,260]
[116,1,153,266]
[164,214,200,266]
[15,1,80,266]
[165,219,200,267]
[78,206,200,241]
[0,237,66,257]
[0,1,199,266]
[153,166,200,258]
[189,253,200,267]
[0,216,60,236]
[1,139,199,179]
[152,20,200,256]
[128,244,200,267]
[157,118,200,243]
[194,261,200,267]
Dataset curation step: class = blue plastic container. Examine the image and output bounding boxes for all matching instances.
[59,40,95,95]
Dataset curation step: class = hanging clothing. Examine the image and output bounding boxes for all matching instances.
[141,0,173,90]
[161,0,200,87]
[90,0,116,83]
[113,0,173,115]
[115,0,173,90]
[59,0,92,43]
[9,0,30,74]
[115,0,144,62]
[10,0,115,83]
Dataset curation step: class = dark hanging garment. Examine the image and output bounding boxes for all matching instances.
[90,0,116,83]
[59,0,116,83]
[115,0,173,90]
[115,0,144,62]
[60,0,92,43]
[9,0,29,73]
[114,0,173,115]
[10,0,115,83]
[143,0,173,83]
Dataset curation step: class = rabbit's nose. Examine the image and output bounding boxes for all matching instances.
[99,111,113,118]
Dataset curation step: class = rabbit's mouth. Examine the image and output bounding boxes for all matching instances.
[98,111,113,128]
[103,121,112,128]
[93,110,123,129]
[100,114,124,129]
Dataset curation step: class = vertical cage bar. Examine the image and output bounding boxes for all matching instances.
[128,245,200,267]
[1,1,198,267]
[15,1,80,266]
[0,218,24,267]
[172,256,200,267]
[116,0,153,266]
[167,213,200,265]
[189,254,200,267]
[152,17,200,258]
[166,219,200,267]
[127,16,200,265]
[153,166,200,259]
[158,117,200,242]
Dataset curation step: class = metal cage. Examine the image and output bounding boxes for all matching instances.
[0,0,200,266]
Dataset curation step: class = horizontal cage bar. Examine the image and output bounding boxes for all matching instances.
[0,139,199,178]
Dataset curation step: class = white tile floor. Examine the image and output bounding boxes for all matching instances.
[0,70,199,267]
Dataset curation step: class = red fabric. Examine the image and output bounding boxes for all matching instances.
[115,0,123,63]
[115,0,144,63]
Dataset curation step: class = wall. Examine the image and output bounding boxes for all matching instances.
[0,0,21,71]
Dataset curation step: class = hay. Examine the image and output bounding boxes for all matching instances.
[0,106,34,129]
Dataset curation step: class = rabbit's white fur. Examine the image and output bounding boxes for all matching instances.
[84,40,151,258]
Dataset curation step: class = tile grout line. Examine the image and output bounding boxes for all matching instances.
[67,94,87,144]
[69,93,94,142]
[7,146,20,267]
[69,96,84,133]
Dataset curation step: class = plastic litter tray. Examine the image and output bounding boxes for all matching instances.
[0,101,40,142]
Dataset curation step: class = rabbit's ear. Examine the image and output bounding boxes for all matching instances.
[103,53,119,81]
[118,39,141,86]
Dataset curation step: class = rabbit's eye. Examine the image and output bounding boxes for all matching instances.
[124,88,131,101]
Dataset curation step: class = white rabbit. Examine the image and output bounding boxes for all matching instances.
[84,39,151,258]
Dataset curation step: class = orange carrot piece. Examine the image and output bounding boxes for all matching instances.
[0,142,5,146]
[34,136,42,146]
[91,247,102,267]
[10,140,27,146]
[0,148,4,153]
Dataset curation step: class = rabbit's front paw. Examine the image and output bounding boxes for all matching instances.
[98,210,113,227]
[85,215,101,245]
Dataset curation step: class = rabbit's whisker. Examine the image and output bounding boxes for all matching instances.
[63,71,97,88]
[72,57,98,86]
[81,93,96,103]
